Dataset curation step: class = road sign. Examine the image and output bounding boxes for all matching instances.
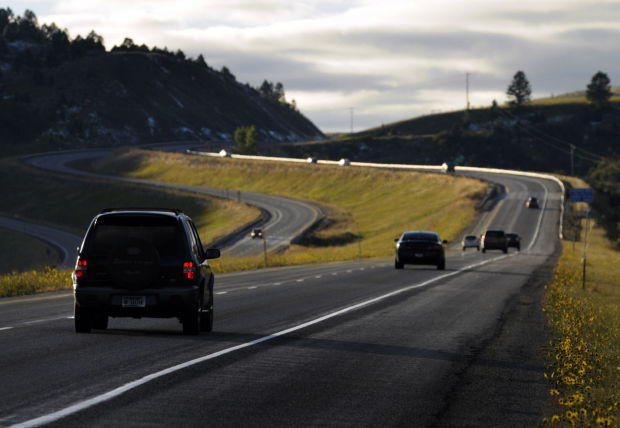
[570,188,593,203]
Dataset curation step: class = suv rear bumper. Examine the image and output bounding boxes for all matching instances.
[74,285,200,318]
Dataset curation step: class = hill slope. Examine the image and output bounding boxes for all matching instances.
[0,9,323,153]
[274,99,619,177]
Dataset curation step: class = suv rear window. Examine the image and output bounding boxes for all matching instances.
[84,215,187,263]
[485,231,505,238]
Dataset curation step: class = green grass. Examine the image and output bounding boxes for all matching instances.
[0,228,62,273]
[542,176,620,426]
[88,148,488,272]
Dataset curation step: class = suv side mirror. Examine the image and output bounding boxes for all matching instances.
[204,248,220,259]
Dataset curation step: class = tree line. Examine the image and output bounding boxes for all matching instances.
[0,8,297,109]
[506,70,614,110]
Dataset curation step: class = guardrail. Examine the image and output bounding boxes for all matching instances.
[186,150,565,240]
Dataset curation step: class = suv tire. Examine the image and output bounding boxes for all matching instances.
[201,307,213,332]
[183,302,201,335]
[74,303,92,333]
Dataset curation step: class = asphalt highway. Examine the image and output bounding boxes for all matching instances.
[0,171,562,427]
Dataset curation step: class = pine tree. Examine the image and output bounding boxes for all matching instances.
[586,71,612,110]
[506,71,532,106]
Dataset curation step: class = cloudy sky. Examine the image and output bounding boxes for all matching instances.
[4,0,620,132]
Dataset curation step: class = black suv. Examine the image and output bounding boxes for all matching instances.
[481,229,508,253]
[73,208,220,335]
[506,233,521,251]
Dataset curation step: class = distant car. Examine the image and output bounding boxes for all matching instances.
[481,229,508,253]
[251,227,263,239]
[506,233,521,251]
[219,149,231,157]
[338,158,350,166]
[526,197,539,209]
[72,208,220,335]
[441,162,455,173]
[395,231,446,270]
[306,157,317,163]
[461,234,480,251]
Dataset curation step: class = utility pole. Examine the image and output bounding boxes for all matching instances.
[349,107,354,134]
[466,72,470,111]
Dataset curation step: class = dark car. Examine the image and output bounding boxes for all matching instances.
[506,233,521,251]
[395,231,446,270]
[481,229,508,253]
[72,208,220,335]
[526,197,539,209]
[251,227,263,239]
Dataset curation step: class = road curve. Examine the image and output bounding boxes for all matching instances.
[1,170,562,427]
[0,216,81,270]
[23,150,324,257]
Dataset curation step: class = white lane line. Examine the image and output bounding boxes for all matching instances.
[0,327,14,331]
[215,292,228,295]
[315,275,322,279]
[248,286,257,290]
[331,273,338,276]
[273,282,282,286]
[296,279,304,283]
[22,315,74,325]
[12,252,514,428]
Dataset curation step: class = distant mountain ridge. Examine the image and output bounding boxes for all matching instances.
[0,8,324,152]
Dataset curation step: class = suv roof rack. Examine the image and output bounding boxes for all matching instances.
[99,208,184,215]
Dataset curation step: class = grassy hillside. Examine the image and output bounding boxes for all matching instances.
[0,229,62,273]
[0,157,259,252]
[0,9,323,156]
[87,148,487,271]
[273,99,619,177]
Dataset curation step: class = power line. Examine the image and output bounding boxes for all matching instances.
[494,108,603,164]
[498,108,604,162]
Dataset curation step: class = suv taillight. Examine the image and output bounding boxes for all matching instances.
[183,261,196,280]
[75,259,88,279]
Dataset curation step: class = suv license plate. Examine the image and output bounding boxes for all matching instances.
[122,296,146,308]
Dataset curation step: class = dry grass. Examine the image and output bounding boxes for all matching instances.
[0,267,71,298]
[542,176,619,426]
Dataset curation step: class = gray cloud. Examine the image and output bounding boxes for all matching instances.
[7,0,620,131]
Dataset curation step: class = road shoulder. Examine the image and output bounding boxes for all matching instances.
[434,244,560,427]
